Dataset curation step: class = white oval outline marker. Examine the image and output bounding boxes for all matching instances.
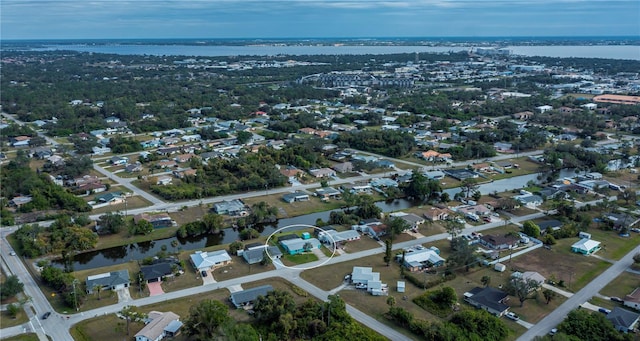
[264,224,336,270]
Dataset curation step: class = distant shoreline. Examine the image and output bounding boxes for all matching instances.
[2,36,639,47]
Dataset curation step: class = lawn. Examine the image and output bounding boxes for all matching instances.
[0,307,30,328]
[211,256,275,282]
[89,195,153,215]
[283,252,319,265]
[1,335,39,341]
[70,277,313,341]
[583,228,640,260]
[170,205,210,226]
[507,237,611,292]
[600,272,640,298]
[93,223,180,250]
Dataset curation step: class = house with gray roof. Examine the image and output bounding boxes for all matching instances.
[134,311,182,341]
[606,307,640,333]
[190,250,232,271]
[242,246,282,265]
[230,285,273,308]
[318,229,361,247]
[213,199,247,216]
[86,270,130,293]
[464,287,510,317]
[282,191,310,203]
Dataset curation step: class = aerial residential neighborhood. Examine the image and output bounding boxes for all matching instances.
[1,39,640,341]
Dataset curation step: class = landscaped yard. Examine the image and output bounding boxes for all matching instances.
[282,252,319,265]
[582,228,640,260]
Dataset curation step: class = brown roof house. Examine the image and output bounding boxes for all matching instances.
[624,287,640,310]
[480,234,519,250]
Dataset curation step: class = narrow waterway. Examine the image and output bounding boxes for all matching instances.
[62,170,575,271]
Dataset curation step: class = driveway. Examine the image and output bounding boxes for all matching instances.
[147,282,164,296]
[201,270,216,285]
[116,288,132,303]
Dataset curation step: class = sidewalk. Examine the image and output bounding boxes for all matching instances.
[541,283,573,298]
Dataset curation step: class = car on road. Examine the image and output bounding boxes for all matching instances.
[200,270,208,277]
[549,328,557,336]
[42,312,51,319]
[610,296,623,303]
[505,312,519,321]
[9,251,16,256]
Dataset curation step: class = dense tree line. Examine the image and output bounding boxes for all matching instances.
[335,130,416,157]
[1,158,91,213]
[14,215,98,257]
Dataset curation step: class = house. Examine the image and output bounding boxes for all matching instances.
[423,170,445,180]
[95,191,125,205]
[134,311,182,341]
[537,220,563,232]
[141,263,174,283]
[315,187,341,200]
[333,162,354,174]
[318,229,361,247]
[279,237,322,255]
[624,287,640,310]
[351,266,380,286]
[464,287,510,316]
[133,213,174,229]
[398,247,445,271]
[606,307,640,333]
[230,285,273,309]
[309,168,336,178]
[9,196,32,208]
[480,234,519,250]
[213,199,247,216]
[125,162,143,173]
[514,194,543,208]
[279,165,305,180]
[86,270,130,293]
[571,238,601,255]
[282,191,310,203]
[92,146,112,155]
[423,207,449,222]
[157,160,178,169]
[536,105,553,113]
[363,223,388,239]
[11,136,31,147]
[241,245,283,265]
[511,271,545,287]
[174,153,195,163]
[189,250,232,271]
[390,212,425,230]
[370,178,398,188]
[155,176,173,186]
[110,156,129,166]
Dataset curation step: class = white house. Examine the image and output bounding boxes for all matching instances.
[189,250,232,271]
[318,229,361,247]
[86,270,130,293]
[571,238,601,255]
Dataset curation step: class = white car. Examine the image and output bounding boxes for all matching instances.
[355,283,367,289]
[505,312,519,321]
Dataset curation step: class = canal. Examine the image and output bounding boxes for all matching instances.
[64,170,576,271]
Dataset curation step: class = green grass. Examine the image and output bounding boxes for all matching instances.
[573,260,611,290]
[1,334,40,341]
[283,252,319,265]
[600,272,640,298]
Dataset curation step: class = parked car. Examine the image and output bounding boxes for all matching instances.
[598,307,611,314]
[344,274,351,281]
[505,312,519,321]
[42,312,51,319]
[355,283,367,289]
[483,216,491,223]
[630,228,640,233]
[200,270,208,277]
[610,296,623,303]
[549,328,557,336]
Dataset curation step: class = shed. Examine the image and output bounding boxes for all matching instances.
[397,281,405,293]
[494,263,506,272]
[301,232,311,240]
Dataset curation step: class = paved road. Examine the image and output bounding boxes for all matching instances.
[517,244,640,340]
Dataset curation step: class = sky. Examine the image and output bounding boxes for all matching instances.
[2,0,639,40]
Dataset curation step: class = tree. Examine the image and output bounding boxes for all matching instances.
[444,219,464,240]
[481,275,491,287]
[93,284,103,300]
[461,178,479,199]
[97,212,125,235]
[129,219,153,236]
[403,171,441,202]
[384,239,392,266]
[119,305,147,336]
[0,275,24,300]
[260,250,272,266]
[7,303,20,318]
[507,276,540,307]
[447,237,477,271]
[183,299,230,340]
[386,216,409,244]
[253,289,296,324]
[558,309,629,341]
[229,241,244,255]
[633,252,640,265]
[386,296,396,310]
[621,189,638,205]
[522,221,541,238]
[542,288,557,305]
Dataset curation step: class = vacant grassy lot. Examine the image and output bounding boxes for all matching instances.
[211,256,275,282]
[0,306,30,328]
[508,237,611,292]
[583,228,640,260]
[244,193,343,218]
[70,277,314,341]
[600,272,640,298]
[283,252,319,265]
[89,195,153,215]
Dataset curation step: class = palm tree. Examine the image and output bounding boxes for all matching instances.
[386,296,396,310]
[93,284,103,300]
[543,289,557,305]
[481,275,491,287]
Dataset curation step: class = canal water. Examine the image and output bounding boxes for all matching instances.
[63,169,576,270]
